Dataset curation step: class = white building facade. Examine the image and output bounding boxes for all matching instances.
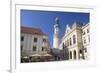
[82,23,90,59]
[59,22,90,60]
[21,26,50,58]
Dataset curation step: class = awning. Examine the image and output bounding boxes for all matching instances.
[41,54,52,57]
[23,56,29,59]
[30,54,41,57]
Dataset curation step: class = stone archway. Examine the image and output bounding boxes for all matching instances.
[70,51,72,59]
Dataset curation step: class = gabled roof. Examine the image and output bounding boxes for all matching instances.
[21,26,47,36]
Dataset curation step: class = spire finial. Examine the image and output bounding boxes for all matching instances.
[55,17,59,24]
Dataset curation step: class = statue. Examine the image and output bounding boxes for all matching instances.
[65,24,71,34]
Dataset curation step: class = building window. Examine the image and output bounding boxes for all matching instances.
[21,36,24,41]
[42,47,44,51]
[33,46,37,51]
[65,41,67,47]
[62,43,65,49]
[83,31,86,35]
[87,29,89,33]
[73,35,76,44]
[84,48,87,52]
[42,47,47,51]
[43,38,47,42]
[88,36,90,42]
[69,39,70,46]
[67,40,69,46]
[83,37,86,44]
[84,38,86,44]
[21,45,23,51]
[34,37,37,42]
[70,38,72,46]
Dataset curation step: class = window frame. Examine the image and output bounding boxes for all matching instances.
[32,46,37,51]
[34,37,38,43]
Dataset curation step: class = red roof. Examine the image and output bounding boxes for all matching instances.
[21,26,47,36]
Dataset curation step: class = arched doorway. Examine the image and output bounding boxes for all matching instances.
[74,50,76,59]
[70,51,72,59]
[79,49,83,59]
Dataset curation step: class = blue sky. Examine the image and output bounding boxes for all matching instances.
[21,10,89,48]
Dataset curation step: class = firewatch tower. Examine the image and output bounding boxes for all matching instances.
[53,17,60,49]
